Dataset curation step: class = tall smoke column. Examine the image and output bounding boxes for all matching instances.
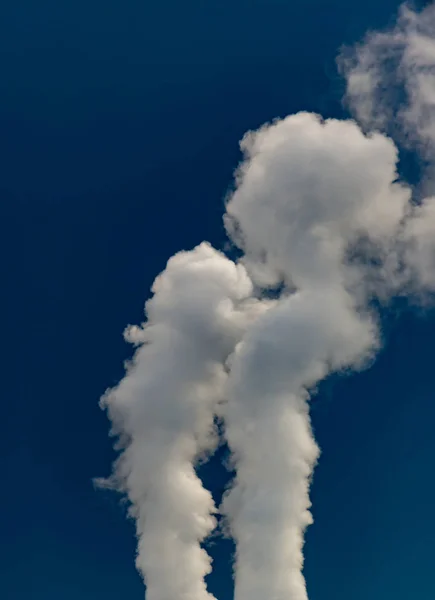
[99,243,264,600]
[221,112,414,600]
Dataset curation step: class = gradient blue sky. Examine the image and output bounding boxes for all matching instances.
[2,1,434,599]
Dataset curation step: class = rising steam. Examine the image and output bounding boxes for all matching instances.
[99,3,435,600]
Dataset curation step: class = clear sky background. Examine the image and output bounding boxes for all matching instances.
[2,1,434,599]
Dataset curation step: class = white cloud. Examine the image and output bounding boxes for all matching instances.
[338,1,435,298]
[339,3,435,157]
[225,113,410,293]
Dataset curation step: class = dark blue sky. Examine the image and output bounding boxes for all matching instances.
[2,1,434,599]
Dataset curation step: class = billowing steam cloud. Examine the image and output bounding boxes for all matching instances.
[98,244,266,600]
[100,3,435,600]
[221,113,408,600]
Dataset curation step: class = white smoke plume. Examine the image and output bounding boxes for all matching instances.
[100,5,435,600]
[221,112,414,600]
[99,243,266,600]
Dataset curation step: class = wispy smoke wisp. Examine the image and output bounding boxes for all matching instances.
[339,2,435,158]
